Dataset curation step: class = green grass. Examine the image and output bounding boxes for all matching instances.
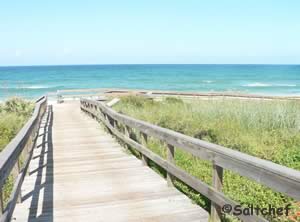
[0,97,34,204]
[114,95,300,221]
[0,97,34,151]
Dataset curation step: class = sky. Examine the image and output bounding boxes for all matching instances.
[0,0,300,66]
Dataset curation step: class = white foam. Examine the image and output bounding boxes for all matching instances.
[25,85,50,89]
[275,84,296,87]
[243,82,296,87]
[0,85,54,89]
[243,82,271,87]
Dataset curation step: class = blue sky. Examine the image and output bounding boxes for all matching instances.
[0,1,300,65]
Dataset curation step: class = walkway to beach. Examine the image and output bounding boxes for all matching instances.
[12,102,208,222]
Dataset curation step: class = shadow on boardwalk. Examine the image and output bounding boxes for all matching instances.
[21,105,54,222]
[13,102,208,222]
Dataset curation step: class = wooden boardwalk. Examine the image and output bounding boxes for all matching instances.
[12,102,208,222]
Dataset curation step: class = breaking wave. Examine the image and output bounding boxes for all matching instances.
[243,82,296,87]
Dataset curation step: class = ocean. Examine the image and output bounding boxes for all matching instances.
[0,64,299,100]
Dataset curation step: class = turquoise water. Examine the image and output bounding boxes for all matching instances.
[0,64,299,100]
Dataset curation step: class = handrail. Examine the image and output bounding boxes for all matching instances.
[81,98,300,222]
[55,88,107,103]
[0,96,47,222]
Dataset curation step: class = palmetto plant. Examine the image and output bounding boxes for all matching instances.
[1,97,34,117]
[0,98,34,150]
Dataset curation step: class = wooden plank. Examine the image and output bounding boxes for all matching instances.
[106,98,120,107]
[81,99,300,200]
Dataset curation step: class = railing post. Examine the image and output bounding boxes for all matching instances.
[91,105,96,119]
[103,113,108,123]
[124,125,130,138]
[140,132,149,166]
[167,144,175,186]
[211,164,223,222]
[107,116,114,127]
[112,119,117,128]
[94,105,98,119]
[27,135,32,154]
[26,129,34,155]
[0,186,3,216]
[15,160,22,203]
[104,114,114,134]
[124,125,132,150]
[11,160,22,203]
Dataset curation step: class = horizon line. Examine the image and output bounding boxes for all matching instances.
[1,63,300,68]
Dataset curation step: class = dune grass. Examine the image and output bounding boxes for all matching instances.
[0,98,34,151]
[114,95,300,221]
[0,97,34,204]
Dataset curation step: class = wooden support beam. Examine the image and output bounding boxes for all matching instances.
[211,164,223,222]
[167,144,175,186]
[124,125,132,151]
[0,187,3,216]
[13,160,22,203]
[140,132,149,166]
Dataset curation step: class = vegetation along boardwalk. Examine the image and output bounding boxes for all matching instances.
[0,96,299,222]
[9,101,208,222]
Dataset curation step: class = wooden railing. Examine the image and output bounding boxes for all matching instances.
[0,96,47,222]
[54,89,107,103]
[80,98,300,222]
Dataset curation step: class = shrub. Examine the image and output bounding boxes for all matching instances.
[114,96,300,221]
[0,97,34,151]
